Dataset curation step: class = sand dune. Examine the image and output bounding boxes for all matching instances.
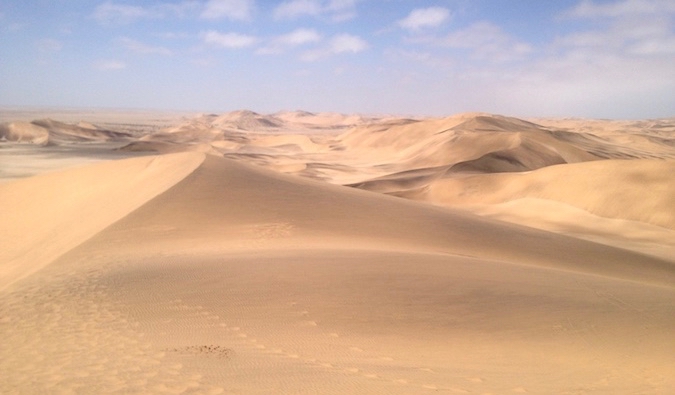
[0,121,50,144]
[1,110,674,394]
[0,152,204,291]
[0,119,131,145]
[422,159,675,230]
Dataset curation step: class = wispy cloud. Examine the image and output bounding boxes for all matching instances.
[36,38,63,53]
[331,33,367,52]
[202,30,257,48]
[566,0,675,18]
[301,33,367,61]
[398,7,450,31]
[556,1,675,57]
[257,28,322,55]
[451,1,675,117]
[200,0,254,21]
[95,60,127,70]
[325,0,359,21]
[273,0,359,21]
[118,37,173,55]
[92,1,200,24]
[442,22,532,62]
[93,2,149,24]
[153,32,191,40]
[274,0,321,19]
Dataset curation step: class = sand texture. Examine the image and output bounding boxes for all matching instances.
[1,110,674,394]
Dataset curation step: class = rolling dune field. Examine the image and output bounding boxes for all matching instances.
[1,109,674,394]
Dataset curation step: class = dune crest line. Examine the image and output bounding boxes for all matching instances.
[0,152,205,291]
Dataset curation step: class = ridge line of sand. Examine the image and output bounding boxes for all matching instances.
[0,152,205,292]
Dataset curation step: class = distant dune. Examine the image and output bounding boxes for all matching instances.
[0,118,130,145]
[423,158,675,229]
[1,109,674,394]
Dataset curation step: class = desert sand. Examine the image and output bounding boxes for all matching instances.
[1,109,674,394]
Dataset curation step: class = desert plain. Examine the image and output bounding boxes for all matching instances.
[1,107,674,394]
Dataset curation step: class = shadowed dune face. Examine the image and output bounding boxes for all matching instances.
[1,110,675,394]
[0,121,50,144]
[422,159,675,230]
[0,119,131,146]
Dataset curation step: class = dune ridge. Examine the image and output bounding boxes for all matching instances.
[0,152,204,291]
[67,154,673,285]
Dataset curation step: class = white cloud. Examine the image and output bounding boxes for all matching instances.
[301,33,367,60]
[203,30,257,48]
[443,22,532,62]
[93,2,148,24]
[325,0,358,21]
[153,32,191,40]
[273,0,358,21]
[274,0,321,19]
[330,33,367,53]
[556,2,675,57]
[92,1,200,24]
[257,28,322,54]
[200,0,253,21]
[567,0,675,18]
[280,28,322,46]
[398,7,450,31]
[36,39,63,53]
[628,36,675,55]
[118,37,173,55]
[417,1,675,117]
[95,60,127,70]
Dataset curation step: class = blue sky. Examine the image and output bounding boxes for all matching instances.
[1,0,674,118]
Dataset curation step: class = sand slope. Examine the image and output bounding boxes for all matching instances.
[1,153,674,394]
[422,159,675,230]
[0,152,204,291]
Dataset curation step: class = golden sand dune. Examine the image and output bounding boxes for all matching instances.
[1,110,674,394]
[423,159,675,229]
[0,153,204,291]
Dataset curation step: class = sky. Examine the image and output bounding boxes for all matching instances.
[1,0,674,119]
